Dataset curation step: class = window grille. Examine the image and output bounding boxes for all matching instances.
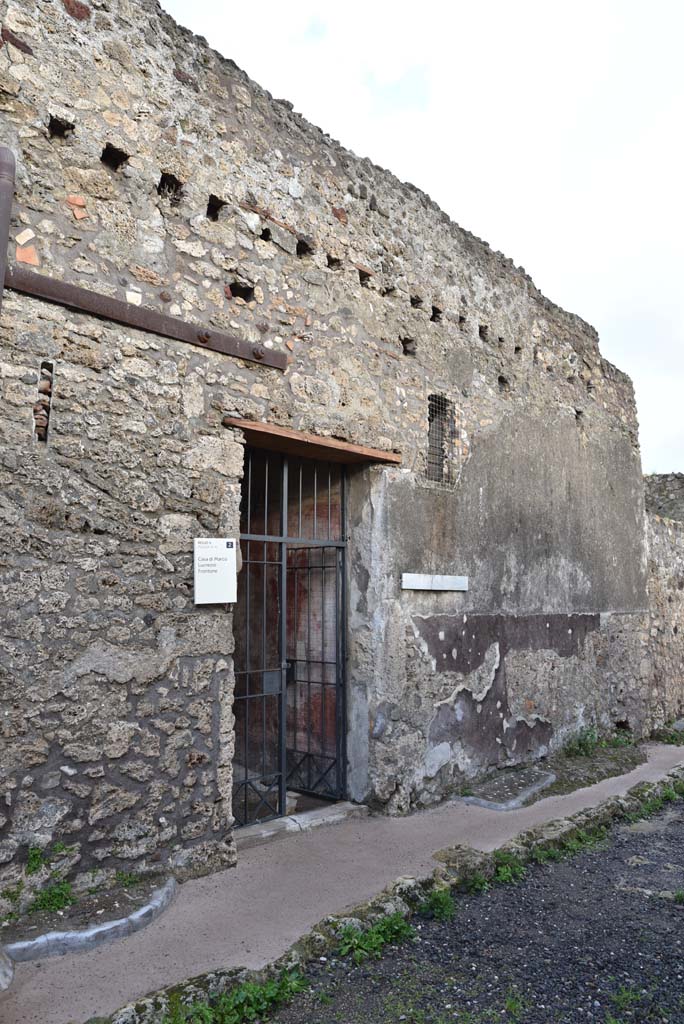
[426,393,462,489]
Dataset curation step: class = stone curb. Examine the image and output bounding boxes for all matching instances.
[4,877,177,967]
[102,766,684,1024]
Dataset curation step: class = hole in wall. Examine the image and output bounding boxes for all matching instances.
[458,314,466,328]
[514,345,522,355]
[498,336,506,346]
[431,306,443,323]
[260,227,272,242]
[157,172,183,206]
[575,408,583,421]
[381,285,396,297]
[100,143,129,171]
[358,268,372,287]
[401,337,417,356]
[33,361,53,443]
[479,324,489,341]
[498,375,510,393]
[296,237,314,258]
[48,115,75,139]
[327,254,342,270]
[410,295,423,308]
[226,280,255,303]
[615,719,631,732]
[206,194,227,221]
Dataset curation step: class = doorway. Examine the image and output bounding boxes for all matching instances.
[232,448,346,827]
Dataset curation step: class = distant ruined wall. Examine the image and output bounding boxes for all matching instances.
[644,474,684,727]
[645,474,684,522]
[0,0,658,892]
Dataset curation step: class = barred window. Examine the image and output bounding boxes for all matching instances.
[426,393,458,487]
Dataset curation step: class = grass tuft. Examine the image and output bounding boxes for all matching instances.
[338,913,415,964]
[419,887,455,921]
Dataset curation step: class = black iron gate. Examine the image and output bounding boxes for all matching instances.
[232,448,346,827]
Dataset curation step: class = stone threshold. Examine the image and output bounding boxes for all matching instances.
[235,800,368,851]
[461,768,557,811]
[3,877,176,970]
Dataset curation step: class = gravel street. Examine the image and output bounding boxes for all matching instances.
[273,805,684,1024]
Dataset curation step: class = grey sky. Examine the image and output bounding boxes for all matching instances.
[161,0,683,473]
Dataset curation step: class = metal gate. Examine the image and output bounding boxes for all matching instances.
[232,448,346,827]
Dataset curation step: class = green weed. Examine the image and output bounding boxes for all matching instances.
[529,844,563,865]
[503,987,527,1019]
[25,842,71,877]
[1,881,23,905]
[466,872,491,894]
[162,971,306,1024]
[26,846,46,875]
[601,732,634,749]
[419,887,455,921]
[563,727,599,758]
[492,851,526,884]
[338,912,414,964]
[674,890,684,905]
[28,880,75,914]
[610,985,641,1011]
[1,881,23,923]
[652,725,684,746]
[115,870,142,887]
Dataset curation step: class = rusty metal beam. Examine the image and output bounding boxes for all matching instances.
[223,416,402,465]
[0,146,16,321]
[4,264,288,370]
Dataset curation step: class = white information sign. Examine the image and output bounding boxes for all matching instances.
[193,538,238,604]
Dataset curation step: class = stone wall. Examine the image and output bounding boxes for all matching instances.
[0,288,246,909]
[646,514,684,725]
[645,474,684,522]
[0,0,658,889]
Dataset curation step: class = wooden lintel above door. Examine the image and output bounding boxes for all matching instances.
[222,417,402,465]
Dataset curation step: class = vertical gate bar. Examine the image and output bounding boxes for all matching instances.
[327,464,332,540]
[262,456,269,807]
[279,456,288,817]
[244,694,249,824]
[261,538,267,787]
[337,468,347,796]
[313,463,318,540]
[263,454,269,559]
[293,555,299,762]
[247,450,252,533]
[0,147,15,320]
[321,546,327,773]
[245,563,251,803]
[307,545,313,790]
[298,460,302,538]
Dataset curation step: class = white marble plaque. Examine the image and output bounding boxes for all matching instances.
[401,573,468,592]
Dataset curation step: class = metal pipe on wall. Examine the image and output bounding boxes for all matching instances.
[0,146,16,320]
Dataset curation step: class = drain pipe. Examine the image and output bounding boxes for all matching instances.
[0,145,16,319]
